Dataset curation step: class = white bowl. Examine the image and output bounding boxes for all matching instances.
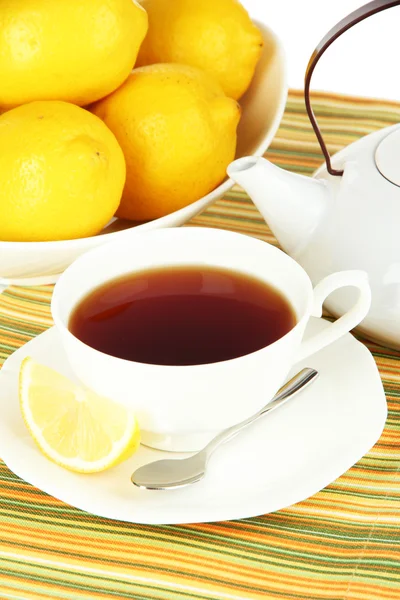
[0,21,287,286]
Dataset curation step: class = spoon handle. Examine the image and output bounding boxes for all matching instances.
[203,368,318,456]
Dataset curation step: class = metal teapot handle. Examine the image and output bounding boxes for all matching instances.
[305,0,400,176]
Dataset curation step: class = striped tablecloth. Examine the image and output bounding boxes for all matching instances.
[0,91,399,600]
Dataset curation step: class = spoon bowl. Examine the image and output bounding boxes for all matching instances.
[133,453,209,491]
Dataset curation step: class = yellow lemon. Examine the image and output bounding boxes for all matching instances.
[0,0,148,110]
[19,357,141,474]
[91,64,240,222]
[137,0,263,100]
[0,101,126,242]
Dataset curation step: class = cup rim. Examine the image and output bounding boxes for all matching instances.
[51,227,314,370]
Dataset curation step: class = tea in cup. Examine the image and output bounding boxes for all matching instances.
[68,264,297,366]
[51,227,371,451]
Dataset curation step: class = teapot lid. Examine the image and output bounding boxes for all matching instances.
[375,129,400,187]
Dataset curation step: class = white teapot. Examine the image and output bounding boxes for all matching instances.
[228,0,400,350]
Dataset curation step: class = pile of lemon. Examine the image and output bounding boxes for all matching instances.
[0,0,263,242]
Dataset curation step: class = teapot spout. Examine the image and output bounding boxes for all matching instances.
[227,157,329,256]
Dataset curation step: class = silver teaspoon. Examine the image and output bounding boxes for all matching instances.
[131,368,318,491]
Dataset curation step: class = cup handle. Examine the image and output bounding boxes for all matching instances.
[294,270,371,363]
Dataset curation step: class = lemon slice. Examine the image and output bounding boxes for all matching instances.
[19,357,140,473]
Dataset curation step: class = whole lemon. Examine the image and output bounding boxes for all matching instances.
[0,0,148,111]
[0,101,126,242]
[136,0,263,100]
[91,64,240,222]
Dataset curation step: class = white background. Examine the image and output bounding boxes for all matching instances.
[245,0,400,101]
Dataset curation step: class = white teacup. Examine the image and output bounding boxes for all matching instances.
[51,227,371,452]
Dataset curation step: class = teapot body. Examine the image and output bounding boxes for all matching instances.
[295,125,400,349]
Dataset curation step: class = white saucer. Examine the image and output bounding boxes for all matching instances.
[0,318,387,525]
